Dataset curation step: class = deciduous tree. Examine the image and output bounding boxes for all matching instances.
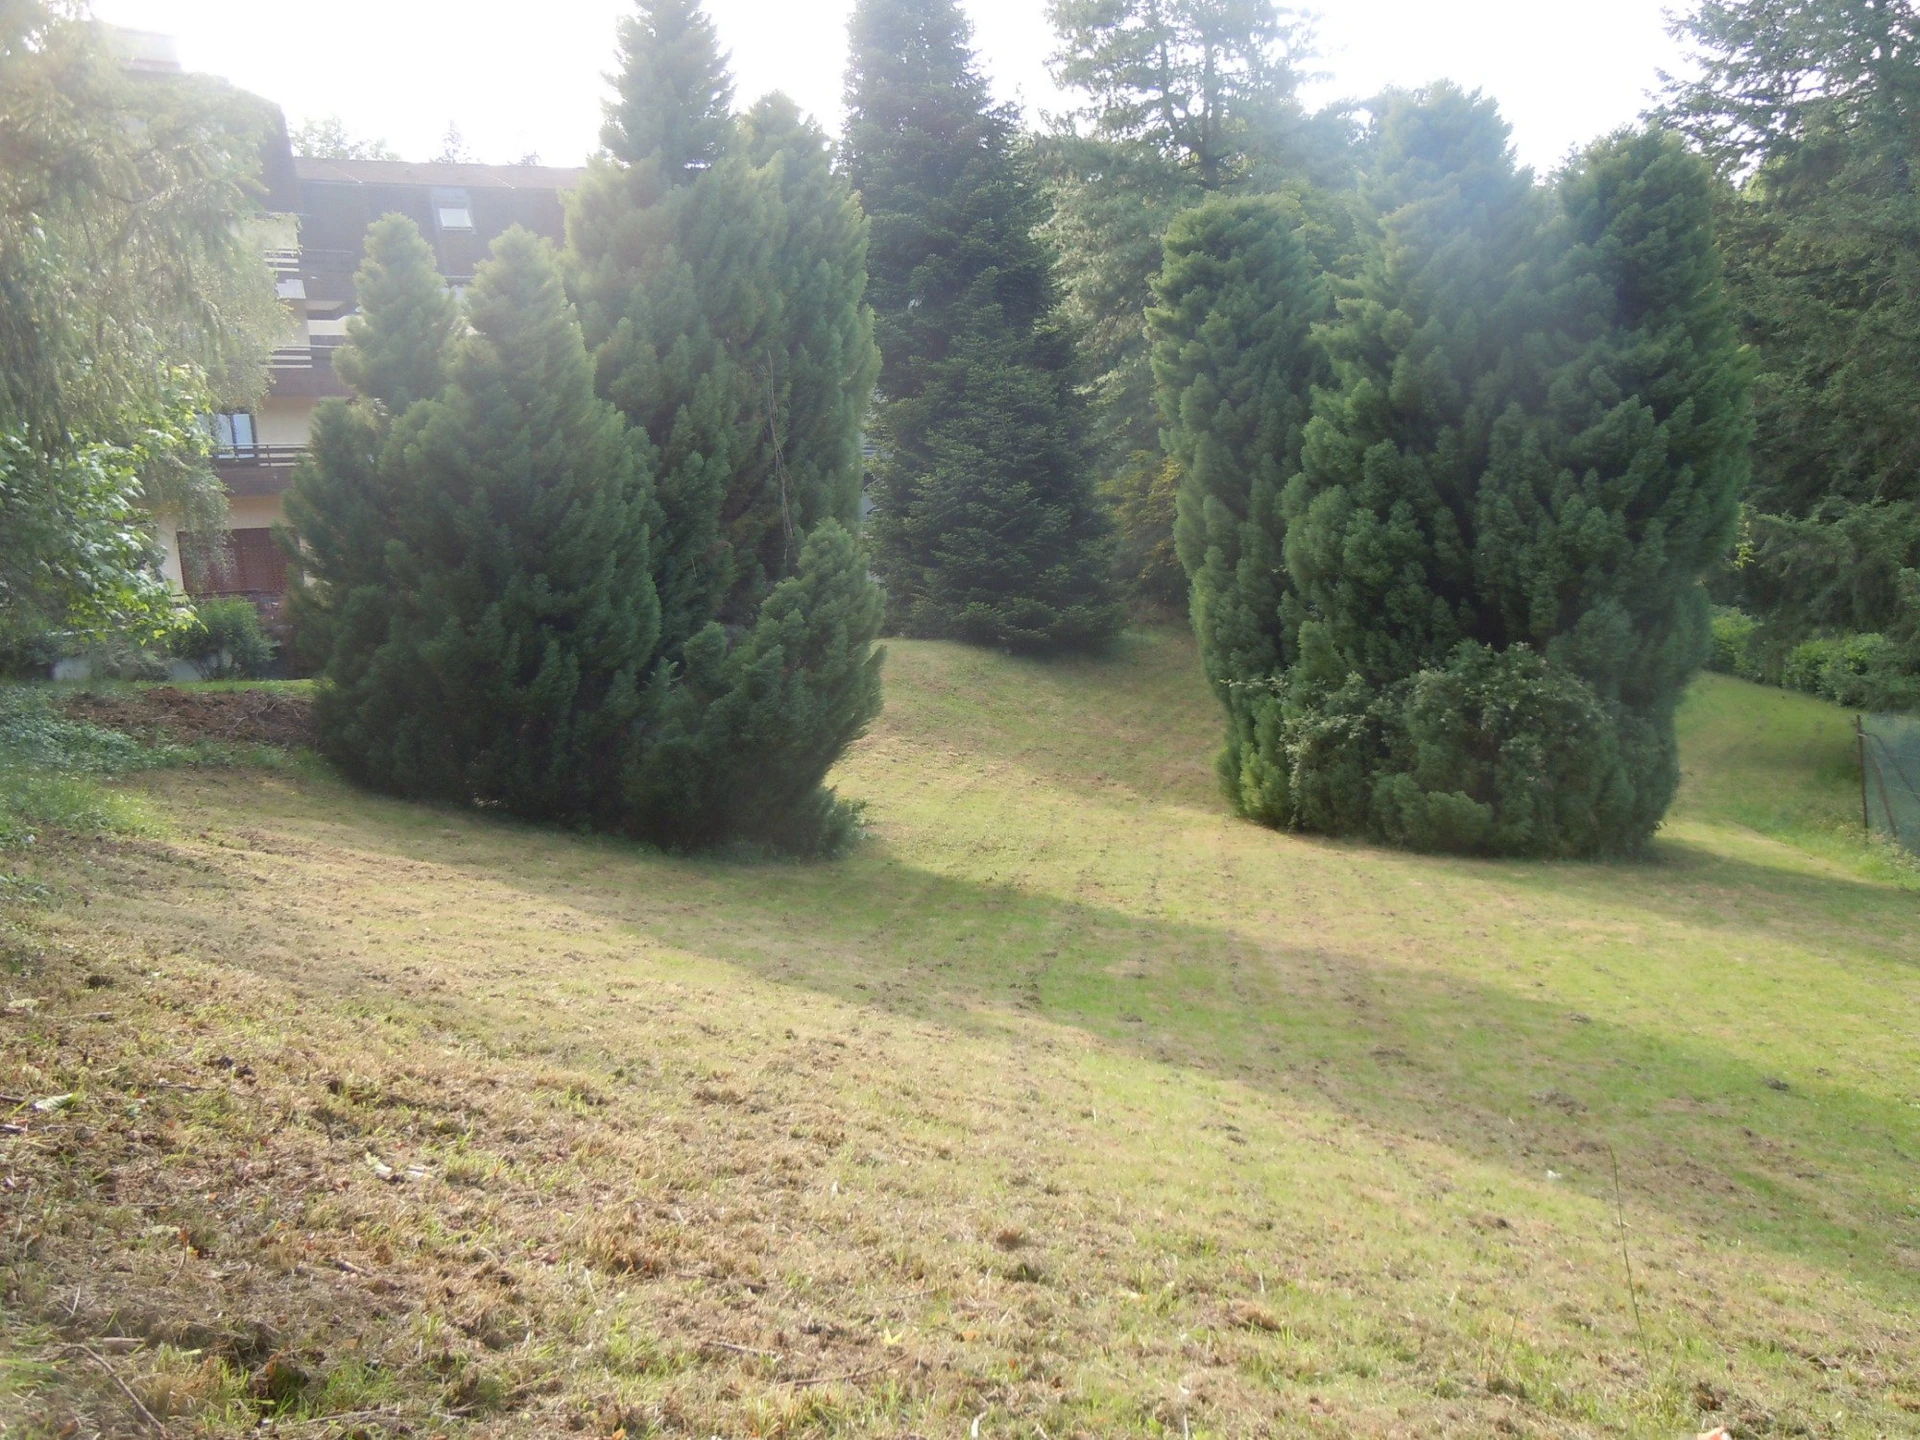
[0,1,280,653]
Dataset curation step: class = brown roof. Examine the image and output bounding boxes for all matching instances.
[293,157,587,191]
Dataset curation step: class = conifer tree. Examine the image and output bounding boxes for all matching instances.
[313,228,660,825]
[740,95,882,561]
[331,214,460,412]
[845,0,1121,650]
[284,215,459,672]
[566,0,885,852]
[1150,193,1328,821]
[1042,0,1342,609]
[571,6,876,642]
[1152,89,1749,857]
[1665,0,1920,689]
[625,519,883,852]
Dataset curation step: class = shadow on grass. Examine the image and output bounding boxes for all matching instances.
[152,766,1920,1313]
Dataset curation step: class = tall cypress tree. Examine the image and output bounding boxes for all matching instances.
[845,0,1121,650]
[1151,193,1328,822]
[740,94,882,562]
[308,229,660,825]
[1152,89,1749,857]
[568,0,885,852]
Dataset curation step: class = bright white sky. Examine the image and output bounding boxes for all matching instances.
[89,1,1690,175]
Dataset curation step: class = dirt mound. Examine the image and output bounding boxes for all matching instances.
[62,687,315,749]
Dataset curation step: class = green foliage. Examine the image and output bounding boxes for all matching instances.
[603,0,735,192]
[560,0,884,852]
[285,217,460,674]
[1668,1,1920,703]
[571,5,876,646]
[331,215,461,413]
[310,228,661,829]
[70,634,171,683]
[1708,606,1761,678]
[1041,0,1347,606]
[1047,0,1312,190]
[847,0,1121,650]
[0,685,256,846]
[0,688,162,776]
[1730,501,1920,696]
[1099,452,1188,613]
[0,2,280,650]
[1669,0,1920,518]
[170,598,277,681]
[624,520,883,853]
[289,115,397,161]
[1151,92,1750,856]
[1149,190,1327,811]
[738,94,883,561]
[301,4,884,855]
[1783,634,1920,712]
[0,421,179,653]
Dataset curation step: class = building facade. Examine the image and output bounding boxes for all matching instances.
[158,142,584,628]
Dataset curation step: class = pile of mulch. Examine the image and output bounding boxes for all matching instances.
[61,687,315,749]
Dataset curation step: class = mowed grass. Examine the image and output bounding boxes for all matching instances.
[1,631,1916,1437]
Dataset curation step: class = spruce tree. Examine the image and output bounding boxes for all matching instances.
[1151,89,1749,856]
[845,0,1121,650]
[312,228,660,824]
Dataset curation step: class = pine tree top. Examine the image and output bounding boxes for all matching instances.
[843,0,1056,393]
[602,0,736,189]
[334,213,459,414]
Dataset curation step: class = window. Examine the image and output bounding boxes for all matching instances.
[431,187,474,232]
[208,411,256,456]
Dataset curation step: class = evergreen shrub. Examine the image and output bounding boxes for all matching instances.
[1784,634,1920,712]
[1151,90,1751,856]
[1708,607,1760,679]
[291,2,885,856]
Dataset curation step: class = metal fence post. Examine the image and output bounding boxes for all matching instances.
[1858,714,1869,835]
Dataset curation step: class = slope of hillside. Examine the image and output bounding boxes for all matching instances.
[2,632,1916,1437]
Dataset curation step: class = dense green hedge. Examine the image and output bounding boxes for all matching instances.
[1709,607,1919,713]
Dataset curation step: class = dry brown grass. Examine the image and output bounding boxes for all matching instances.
[1,634,1916,1437]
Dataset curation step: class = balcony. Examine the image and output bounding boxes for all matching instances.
[212,444,307,498]
[266,340,350,399]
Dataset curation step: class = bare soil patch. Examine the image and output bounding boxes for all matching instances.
[61,687,314,749]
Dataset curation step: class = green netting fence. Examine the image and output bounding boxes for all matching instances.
[1860,713,1920,854]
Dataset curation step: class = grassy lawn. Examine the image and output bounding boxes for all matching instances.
[2,631,1916,1437]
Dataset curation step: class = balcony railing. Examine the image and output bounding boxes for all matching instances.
[212,444,307,497]
[264,341,350,399]
[213,443,307,464]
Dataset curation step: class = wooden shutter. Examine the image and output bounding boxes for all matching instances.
[180,528,288,596]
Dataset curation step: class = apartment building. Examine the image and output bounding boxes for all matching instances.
[159,129,584,626]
